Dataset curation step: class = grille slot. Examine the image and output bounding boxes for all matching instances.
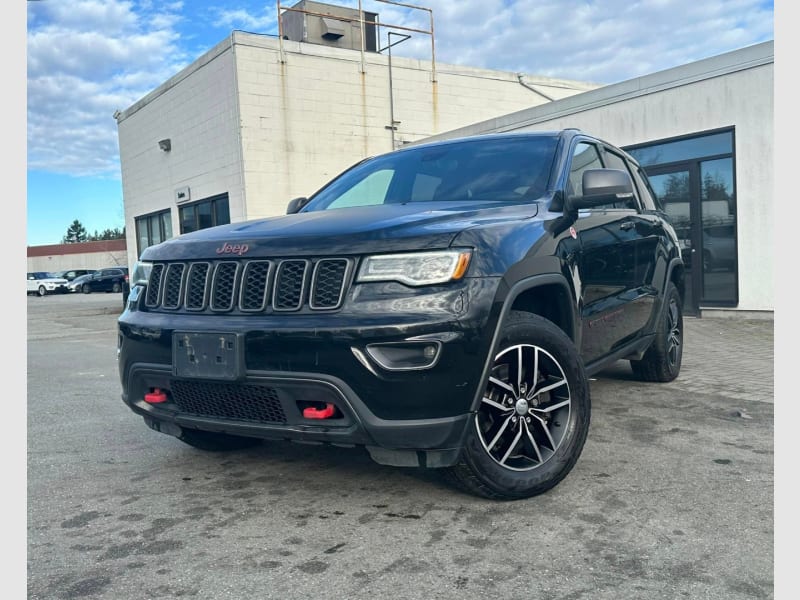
[310,259,350,309]
[210,262,239,311]
[162,263,186,309]
[185,263,211,310]
[170,380,286,424]
[144,257,350,313]
[273,260,309,311]
[145,263,165,307]
[240,261,272,311]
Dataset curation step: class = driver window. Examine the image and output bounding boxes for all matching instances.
[568,143,603,197]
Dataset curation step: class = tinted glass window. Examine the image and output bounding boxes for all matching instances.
[627,131,733,167]
[568,142,603,197]
[304,136,559,212]
[179,194,230,234]
[601,150,637,209]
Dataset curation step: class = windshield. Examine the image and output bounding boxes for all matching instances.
[303,136,559,212]
[29,272,60,280]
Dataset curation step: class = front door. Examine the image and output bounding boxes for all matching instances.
[646,165,700,316]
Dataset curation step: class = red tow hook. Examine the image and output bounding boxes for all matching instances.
[144,388,168,404]
[303,403,336,419]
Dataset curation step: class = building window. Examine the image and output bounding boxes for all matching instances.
[625,128,737,312]
[135,209,173,257]
[179,193,230,234]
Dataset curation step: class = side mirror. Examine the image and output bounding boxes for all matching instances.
[286,196,310,214]
[567,169,634,210]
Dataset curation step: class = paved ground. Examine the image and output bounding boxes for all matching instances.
[27,293,774,599]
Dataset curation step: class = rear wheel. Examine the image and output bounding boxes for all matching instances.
[444,311,590,500]
[82,284,91,294]
[112,282,121,293]
[630,281,683,382]
[178,429,262,451]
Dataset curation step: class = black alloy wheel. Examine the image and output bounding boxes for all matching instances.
[444,311,590,500]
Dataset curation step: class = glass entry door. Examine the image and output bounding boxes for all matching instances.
[647,165,700,316]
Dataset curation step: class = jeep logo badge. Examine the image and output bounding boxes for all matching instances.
[216,242,249,255]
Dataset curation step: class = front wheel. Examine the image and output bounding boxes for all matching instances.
[37,285,47,297]
[82,284,91,294]
[444,311,591,500]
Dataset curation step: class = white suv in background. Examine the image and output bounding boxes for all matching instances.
[27,272,68,297]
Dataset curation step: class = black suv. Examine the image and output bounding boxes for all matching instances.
[80,267,128,294]
[118,130,684,500]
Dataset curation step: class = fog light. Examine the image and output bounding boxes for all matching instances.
[365,342,442,371]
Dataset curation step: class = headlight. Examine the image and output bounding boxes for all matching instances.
[131,261,153,286]
[356,250,472,286]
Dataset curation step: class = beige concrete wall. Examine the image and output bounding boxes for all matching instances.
[419,43,774,313]
[27,251,128,273]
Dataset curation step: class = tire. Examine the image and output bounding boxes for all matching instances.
[630,281,683,382]
[37,285,47,297]
[444,311,591,500]
[178,429,262,452]
[82,284,91,294]
[112,282,122,293]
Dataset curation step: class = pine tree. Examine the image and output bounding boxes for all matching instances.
[63,220,88,243]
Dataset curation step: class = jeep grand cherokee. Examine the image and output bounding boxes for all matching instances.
[118,130,684,500]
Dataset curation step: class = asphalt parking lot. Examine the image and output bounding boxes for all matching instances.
[27,292,774,599]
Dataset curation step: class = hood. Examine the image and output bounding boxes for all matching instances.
[142,201,540,260]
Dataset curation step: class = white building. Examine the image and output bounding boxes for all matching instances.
[419,41,774,317]
[115,1,597,273]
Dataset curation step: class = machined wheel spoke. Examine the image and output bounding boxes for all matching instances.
[482,396,512,413]
[529,412,556,449]
[528,377,567,400]
[489,376,515,395]
[517,346,524,396]
[522,419,543,463]
[532,398,570,414]
[500,426,523,465]
[487,415,514,451]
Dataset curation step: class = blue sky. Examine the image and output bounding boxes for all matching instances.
[25,0,775,246]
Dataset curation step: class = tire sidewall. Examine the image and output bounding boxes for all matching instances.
[461,313,590,498]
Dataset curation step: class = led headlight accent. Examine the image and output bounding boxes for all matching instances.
[357,250,472,286]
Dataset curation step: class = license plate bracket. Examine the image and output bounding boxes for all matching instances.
[173,332,244,380]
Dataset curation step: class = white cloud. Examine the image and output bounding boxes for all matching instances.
[27,0,189,177]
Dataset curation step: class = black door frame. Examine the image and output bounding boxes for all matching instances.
[646,162,702,316]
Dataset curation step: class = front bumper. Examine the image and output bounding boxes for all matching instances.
[118,277,502,461]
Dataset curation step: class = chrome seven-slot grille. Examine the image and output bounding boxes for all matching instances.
[144,258,352,312]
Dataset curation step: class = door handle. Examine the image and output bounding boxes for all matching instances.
[620,221,635,231]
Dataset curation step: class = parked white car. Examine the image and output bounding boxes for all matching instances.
[27,272,69,297]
